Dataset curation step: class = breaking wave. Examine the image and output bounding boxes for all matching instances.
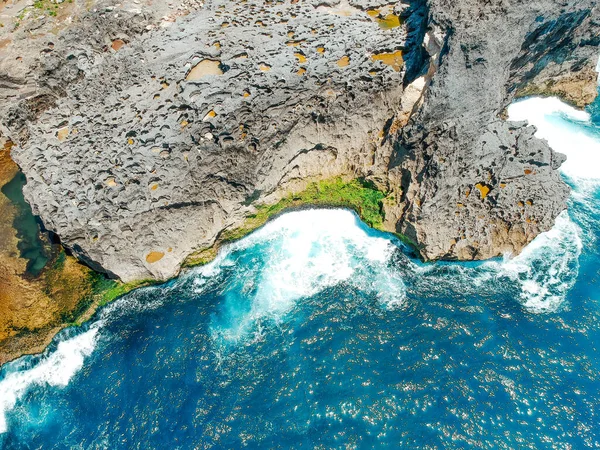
[508,97,600,188]
[190,209,407,344]
[0,327,99,434]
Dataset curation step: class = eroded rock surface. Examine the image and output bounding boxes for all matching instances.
[1,0,598,281]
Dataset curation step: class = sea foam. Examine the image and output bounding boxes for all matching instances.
[202,209,405,343]
[485,211,582,313]
[0,327,99,433]
[507,97,600,184]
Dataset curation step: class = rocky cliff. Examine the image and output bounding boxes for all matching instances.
[1,0,598,282]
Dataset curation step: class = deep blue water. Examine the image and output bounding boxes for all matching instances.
[1,96,600,449]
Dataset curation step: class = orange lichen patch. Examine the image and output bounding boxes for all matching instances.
[181,120,189,128]
[518,201,524,207]
[127,138,134,145]
[465,188,471,198]
[111,39,125,51]
[221,21,230,28]
[376,14,401,29]
[294,53,307,63]
[145,251,164,264]
[203,110,217,121]
[524,169,533,175]
[162,81,170,89]
[167,247,173,252]
[150,183,159,191]
[259,63,272,71]
[297,67,306,76]
[475,183,490,199]
[214,42,221,50]
[57,127,69,141]
[366,9,380,17]
[526,199,533,206]
[371,50,403,71]
[105,177,117,187]
[337,56,350,67]
[456,203,464,208]
[387,118,405,135]
[500,182,507,188]
[153,94,161,100]
[288,31,295,38]
[316,47,325,54]
[0,39,12,50]
[186,59,223,81]
[243,90,251,97]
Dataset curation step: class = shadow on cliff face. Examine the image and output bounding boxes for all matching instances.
[509,9,597,88]
[401,0,430,85]
[509,8,599,108]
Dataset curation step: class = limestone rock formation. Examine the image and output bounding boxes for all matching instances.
[0,0,598,281]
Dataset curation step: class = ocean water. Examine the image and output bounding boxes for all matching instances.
[1,95,600,449]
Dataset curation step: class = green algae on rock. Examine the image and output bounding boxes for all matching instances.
[185,177,388,267]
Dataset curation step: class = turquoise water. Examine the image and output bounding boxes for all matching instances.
[1,95,600,448]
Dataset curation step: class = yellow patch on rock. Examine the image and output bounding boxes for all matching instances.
[259,63,272,72]
[111,39,125,51]
[376,14,401,29]
[337,56,350,67]
[145,251,164,264]
[105,177,117,187]
[57,127,69,141]
[316,47,325,54]
[475,183,490,199]
[203,110,217,121]
[294,53,307,64]
[371,50,403,71]
[186,60,223,81]
[297,68,306,76]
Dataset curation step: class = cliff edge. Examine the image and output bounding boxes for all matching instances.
[1,0,598,282]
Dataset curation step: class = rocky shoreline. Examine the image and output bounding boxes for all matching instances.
[0,0,598,360]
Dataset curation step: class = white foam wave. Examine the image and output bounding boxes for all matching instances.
[507,97,600,184]
[485,211,582,313]
[0,326,100,433]
[206,209,406,342]
[409,211,581,313]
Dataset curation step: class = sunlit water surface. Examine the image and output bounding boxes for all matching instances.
[1,95,600,449]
